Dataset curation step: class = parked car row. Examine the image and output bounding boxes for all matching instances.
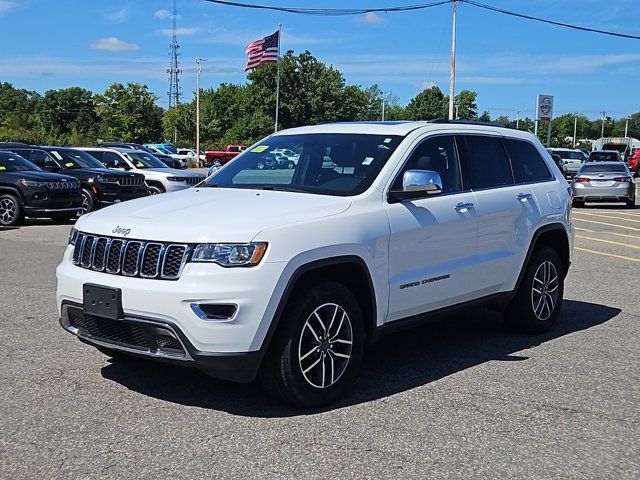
[548,147,638,179]
[0,142,205,226]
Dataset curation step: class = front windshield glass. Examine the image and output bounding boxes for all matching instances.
[49,149,104,169]
[125,152,168,169]
[588,152,620,162]
[203,133,403,196]
[0,152,41,172]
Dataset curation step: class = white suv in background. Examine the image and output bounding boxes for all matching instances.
[78,147,205,194]
[58,120,574,407]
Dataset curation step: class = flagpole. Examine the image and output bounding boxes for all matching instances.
[274,23,282,132]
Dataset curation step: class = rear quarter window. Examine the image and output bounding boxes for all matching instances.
[503,139,552,184]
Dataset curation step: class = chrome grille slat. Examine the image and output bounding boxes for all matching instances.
[72,233,188,280]
[117,177,145,187]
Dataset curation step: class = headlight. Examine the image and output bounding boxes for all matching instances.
[68,227,79,245]
[192,243,267,267]
[20,179,45,187]
[96,175,118,183]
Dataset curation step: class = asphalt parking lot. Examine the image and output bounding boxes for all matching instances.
[1,191,639,478]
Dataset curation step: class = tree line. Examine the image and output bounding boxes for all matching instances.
[1,50,639,149]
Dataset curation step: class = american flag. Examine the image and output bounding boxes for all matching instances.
[244,30,280,71]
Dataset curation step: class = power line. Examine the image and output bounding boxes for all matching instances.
[204,0,640,40]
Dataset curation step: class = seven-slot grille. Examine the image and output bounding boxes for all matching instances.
[72,232,189,280]
[45,181,80,190]
[117,176,145,187]
[180,177,202,185]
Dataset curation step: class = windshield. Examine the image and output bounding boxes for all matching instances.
[588,151,620,162]
[49,149,104,169]
[554,150,584,160]
[203,133,403,196]
[580,164,626,173]
[125,152,168,169]
[0,152,40,172]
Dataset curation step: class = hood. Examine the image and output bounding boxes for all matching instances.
[76,187,351,242]
[3,170,79,182]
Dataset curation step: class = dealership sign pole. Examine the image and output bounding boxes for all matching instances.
[536,94,554,147]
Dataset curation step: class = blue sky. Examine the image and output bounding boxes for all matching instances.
[0,0,638,119]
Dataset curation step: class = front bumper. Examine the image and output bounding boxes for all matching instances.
[60,302,263,382]
[56,246,287,354]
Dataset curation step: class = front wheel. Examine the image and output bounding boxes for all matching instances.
[504,247,565,334]
[258,281,365,408]
[78,188,94,217]
[0,193,23,226]
[148,185,164,195]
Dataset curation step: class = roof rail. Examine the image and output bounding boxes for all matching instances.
[428,118,509,128]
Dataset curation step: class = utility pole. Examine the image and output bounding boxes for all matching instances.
[573,116,577,148]
[195,57,207,167]
[625,117,629,138]
[600,111,606,138]
[516,110,520,129]
[381,91,390,121]
[448,0,457,120]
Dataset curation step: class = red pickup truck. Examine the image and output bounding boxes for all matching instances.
[205,145,247,166]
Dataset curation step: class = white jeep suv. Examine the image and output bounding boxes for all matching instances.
[78,147,204,194]
[57,120,574,407]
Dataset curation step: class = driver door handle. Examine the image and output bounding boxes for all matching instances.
[455,202,475,212]
[517,193,533,202]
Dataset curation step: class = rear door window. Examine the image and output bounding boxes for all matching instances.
[503,139,552,184]
[460,135,513,190]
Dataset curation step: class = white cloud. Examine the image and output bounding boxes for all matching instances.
[90,37,140,52]
[105,6,128,22]
[154,9,171,19]
[0,1,17,13]
[355,12,386,25]
[159,27,199,36]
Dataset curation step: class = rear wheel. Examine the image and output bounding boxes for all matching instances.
[504,247,564,334]
[0,194,23,226]
[259,280,365,408]
[625,197,636,208]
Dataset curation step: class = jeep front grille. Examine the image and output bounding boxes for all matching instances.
[72,232,189,280]
[117,176,145,187]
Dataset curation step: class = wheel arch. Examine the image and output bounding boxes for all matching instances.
[145,179,166,192]
[0,185,25,204]
[515,223,570,291]
[259,255,378,352]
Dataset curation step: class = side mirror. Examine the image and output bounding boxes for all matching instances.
[388,170,443,203]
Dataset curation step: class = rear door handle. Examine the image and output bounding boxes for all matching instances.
[455,202,475,212]
[517,193,533,202]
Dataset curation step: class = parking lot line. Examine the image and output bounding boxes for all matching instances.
[572,211,640,224]
[575,235,640,250]
[571,217,640,232]
[575,247,640,263]
[607,210,640,218]
[575,227,640,241]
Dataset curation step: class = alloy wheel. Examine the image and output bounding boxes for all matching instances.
[531,261,559,321]
[79,193,90,216]
[0,197,17,225]
[298,303,353,389]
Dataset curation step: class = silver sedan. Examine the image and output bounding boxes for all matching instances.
[572,162,636,208]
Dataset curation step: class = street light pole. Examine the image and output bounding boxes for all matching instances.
[516,110,520,130]
[573,115,577,148]
[625,117,629,138]
[381,92,390,121]
[600,111,606,138]
[448,0,457,120]
[195,57,207,167]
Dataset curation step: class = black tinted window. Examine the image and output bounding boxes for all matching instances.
[393,135,462,194]
[461,136,513,189]
[504,139,552,183]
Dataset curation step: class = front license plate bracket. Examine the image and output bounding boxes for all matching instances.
[83,284,123,320]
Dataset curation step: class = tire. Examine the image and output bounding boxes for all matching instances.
[148,185,164,195]
[625,198,636,208]
[257,161,265,170]
[572,199,584,208]
[504,247,565,334]
[258,280,365,408]
[0,193,23,226]
[78,188,94,217]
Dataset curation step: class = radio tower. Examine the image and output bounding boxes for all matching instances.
[166,0,182,111]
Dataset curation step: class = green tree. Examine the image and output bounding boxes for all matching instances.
[163,102,196,145]
[37,87,97,143]
[94,82,163,143]
[405,86,447,120]
[0,82,41,142]
[478,111,491,122]
[453,90,477,119]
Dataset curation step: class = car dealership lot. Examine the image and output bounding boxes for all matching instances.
[1,199,639,478]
